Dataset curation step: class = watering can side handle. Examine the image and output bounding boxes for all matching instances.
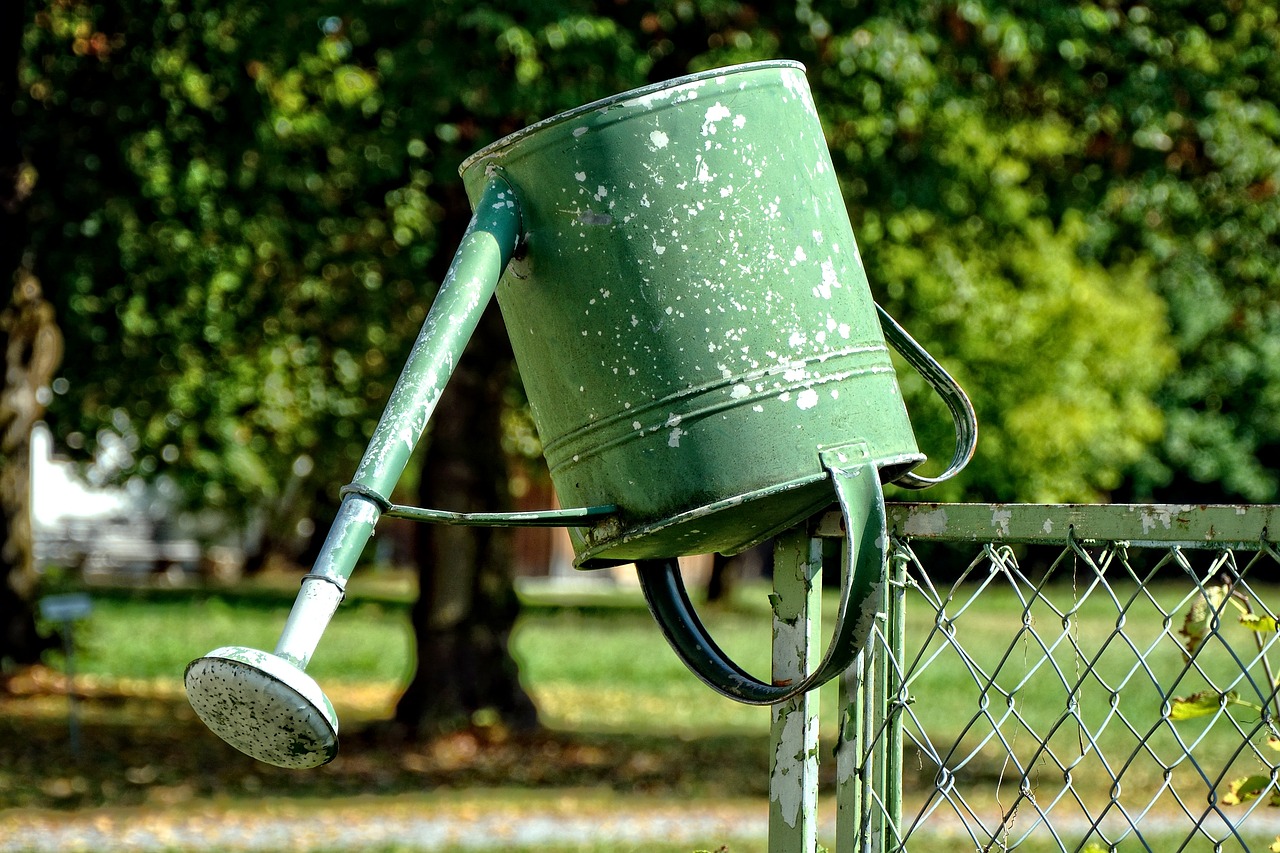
[875,304,978,489]
[636,447,888,705]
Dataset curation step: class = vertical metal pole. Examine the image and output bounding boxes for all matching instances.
[769,528,823,853]
[836,552,892,852]
[866,579,890,852]
[835,651,865,851]
[884,544,908,847]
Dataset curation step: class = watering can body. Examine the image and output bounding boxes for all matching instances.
[461,60,923,567]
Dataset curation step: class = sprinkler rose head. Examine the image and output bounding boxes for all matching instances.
[185,646,338,769]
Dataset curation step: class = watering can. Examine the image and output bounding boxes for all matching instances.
[184,60,976,768]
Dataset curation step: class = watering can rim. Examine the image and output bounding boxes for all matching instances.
[457,59,807,176]
[574,448,925,567]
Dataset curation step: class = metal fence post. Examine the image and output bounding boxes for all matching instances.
[832,541,903,852]
[884,542,909,850]
[769,528,823,852]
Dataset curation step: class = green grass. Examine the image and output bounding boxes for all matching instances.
[52,573,776,735]
[73,592,416,685]
[45,572,1280,784]
[14,571,1280,851]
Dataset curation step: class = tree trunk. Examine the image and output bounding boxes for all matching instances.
[1,0,62,676]
[393,185,538,736]
[0,273,62,672]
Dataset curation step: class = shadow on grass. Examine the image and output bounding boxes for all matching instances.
[0,676,783,813]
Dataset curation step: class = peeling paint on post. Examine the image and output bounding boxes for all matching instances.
[769,528,822,851]
[835,652,864,850]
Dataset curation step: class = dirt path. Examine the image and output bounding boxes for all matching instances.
[1,799,775,852]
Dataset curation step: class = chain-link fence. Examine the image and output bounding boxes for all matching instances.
[835,504,1280,852]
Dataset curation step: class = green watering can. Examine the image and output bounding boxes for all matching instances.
[185,60,976,768]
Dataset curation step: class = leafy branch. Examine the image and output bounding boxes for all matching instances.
[1171,580,1280,851]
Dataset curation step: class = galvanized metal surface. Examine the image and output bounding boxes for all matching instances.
[184,647,338,769]
[381,501,617,527]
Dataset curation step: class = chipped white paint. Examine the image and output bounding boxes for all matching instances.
[1141,506,1174,534]
[648,129,669,149]
[701,102,732,135]
[816,259,839,299]
[903,506,949,537]
[992,507,1013,537]
[769,531,821,845]
[797,388,819,410]
[694,155,714,184]
[770,709,807,826]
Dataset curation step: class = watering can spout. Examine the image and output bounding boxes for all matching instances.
[184,175,524,767]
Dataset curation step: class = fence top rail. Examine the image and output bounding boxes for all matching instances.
[815,503,1280,548]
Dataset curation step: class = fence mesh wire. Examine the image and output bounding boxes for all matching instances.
[851,505,1280,852]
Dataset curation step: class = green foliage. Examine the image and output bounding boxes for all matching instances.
[17,0,654,526]
[22,0,426,521]
[803,1,1278,503]
[15,0,1280,523]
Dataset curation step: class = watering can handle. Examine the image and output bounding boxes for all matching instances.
[876,304,977,489]
[635,446,887,705]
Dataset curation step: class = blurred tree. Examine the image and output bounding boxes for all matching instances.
[794,1,1276,504]
[12,0,658,728]
[1061,0,1280,503]
[3,0,62,674]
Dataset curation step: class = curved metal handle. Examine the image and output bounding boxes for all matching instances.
[636,446,888,705]
[876,304,977,489]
